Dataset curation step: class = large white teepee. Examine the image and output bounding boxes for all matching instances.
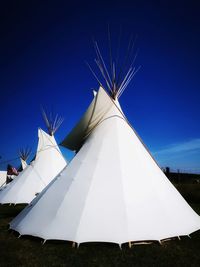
[0,128,67,204]
[10,87,200,244]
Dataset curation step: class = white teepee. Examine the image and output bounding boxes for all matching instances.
[20,159,27,170]
[10,87,200,244]
[19,148,31,170]
[0,128,67,204]
[0,149,30,189]
[0,171,7,188]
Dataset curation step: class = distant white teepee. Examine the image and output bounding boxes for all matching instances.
[0,148,30,189]
[20,159,27,170]
[19,147,31,170]
[0,171,7,188]
[10,87,200,244]
[0,111,67,204]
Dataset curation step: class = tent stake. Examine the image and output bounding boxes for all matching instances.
[42,239,46,245]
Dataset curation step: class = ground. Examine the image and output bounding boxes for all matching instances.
[0,184,200,267]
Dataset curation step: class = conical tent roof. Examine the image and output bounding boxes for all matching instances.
[0,128,67,204]
[10,87,200,244]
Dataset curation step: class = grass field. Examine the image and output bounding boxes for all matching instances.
[0,185,200,267]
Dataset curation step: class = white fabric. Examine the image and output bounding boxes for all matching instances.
[0,129,67,204]
[10,87,200,243]
[0,171,7,187]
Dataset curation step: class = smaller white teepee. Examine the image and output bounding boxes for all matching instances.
[0,111,67,204]
[19,147,31,170]
[20,159,27,170]
[0,171,7,188]
[0,148,30,188]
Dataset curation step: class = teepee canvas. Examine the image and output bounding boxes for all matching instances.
[10,87,200,244]
[0,111,67,204]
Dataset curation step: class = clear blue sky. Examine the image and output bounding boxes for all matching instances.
[0,1,200,173]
